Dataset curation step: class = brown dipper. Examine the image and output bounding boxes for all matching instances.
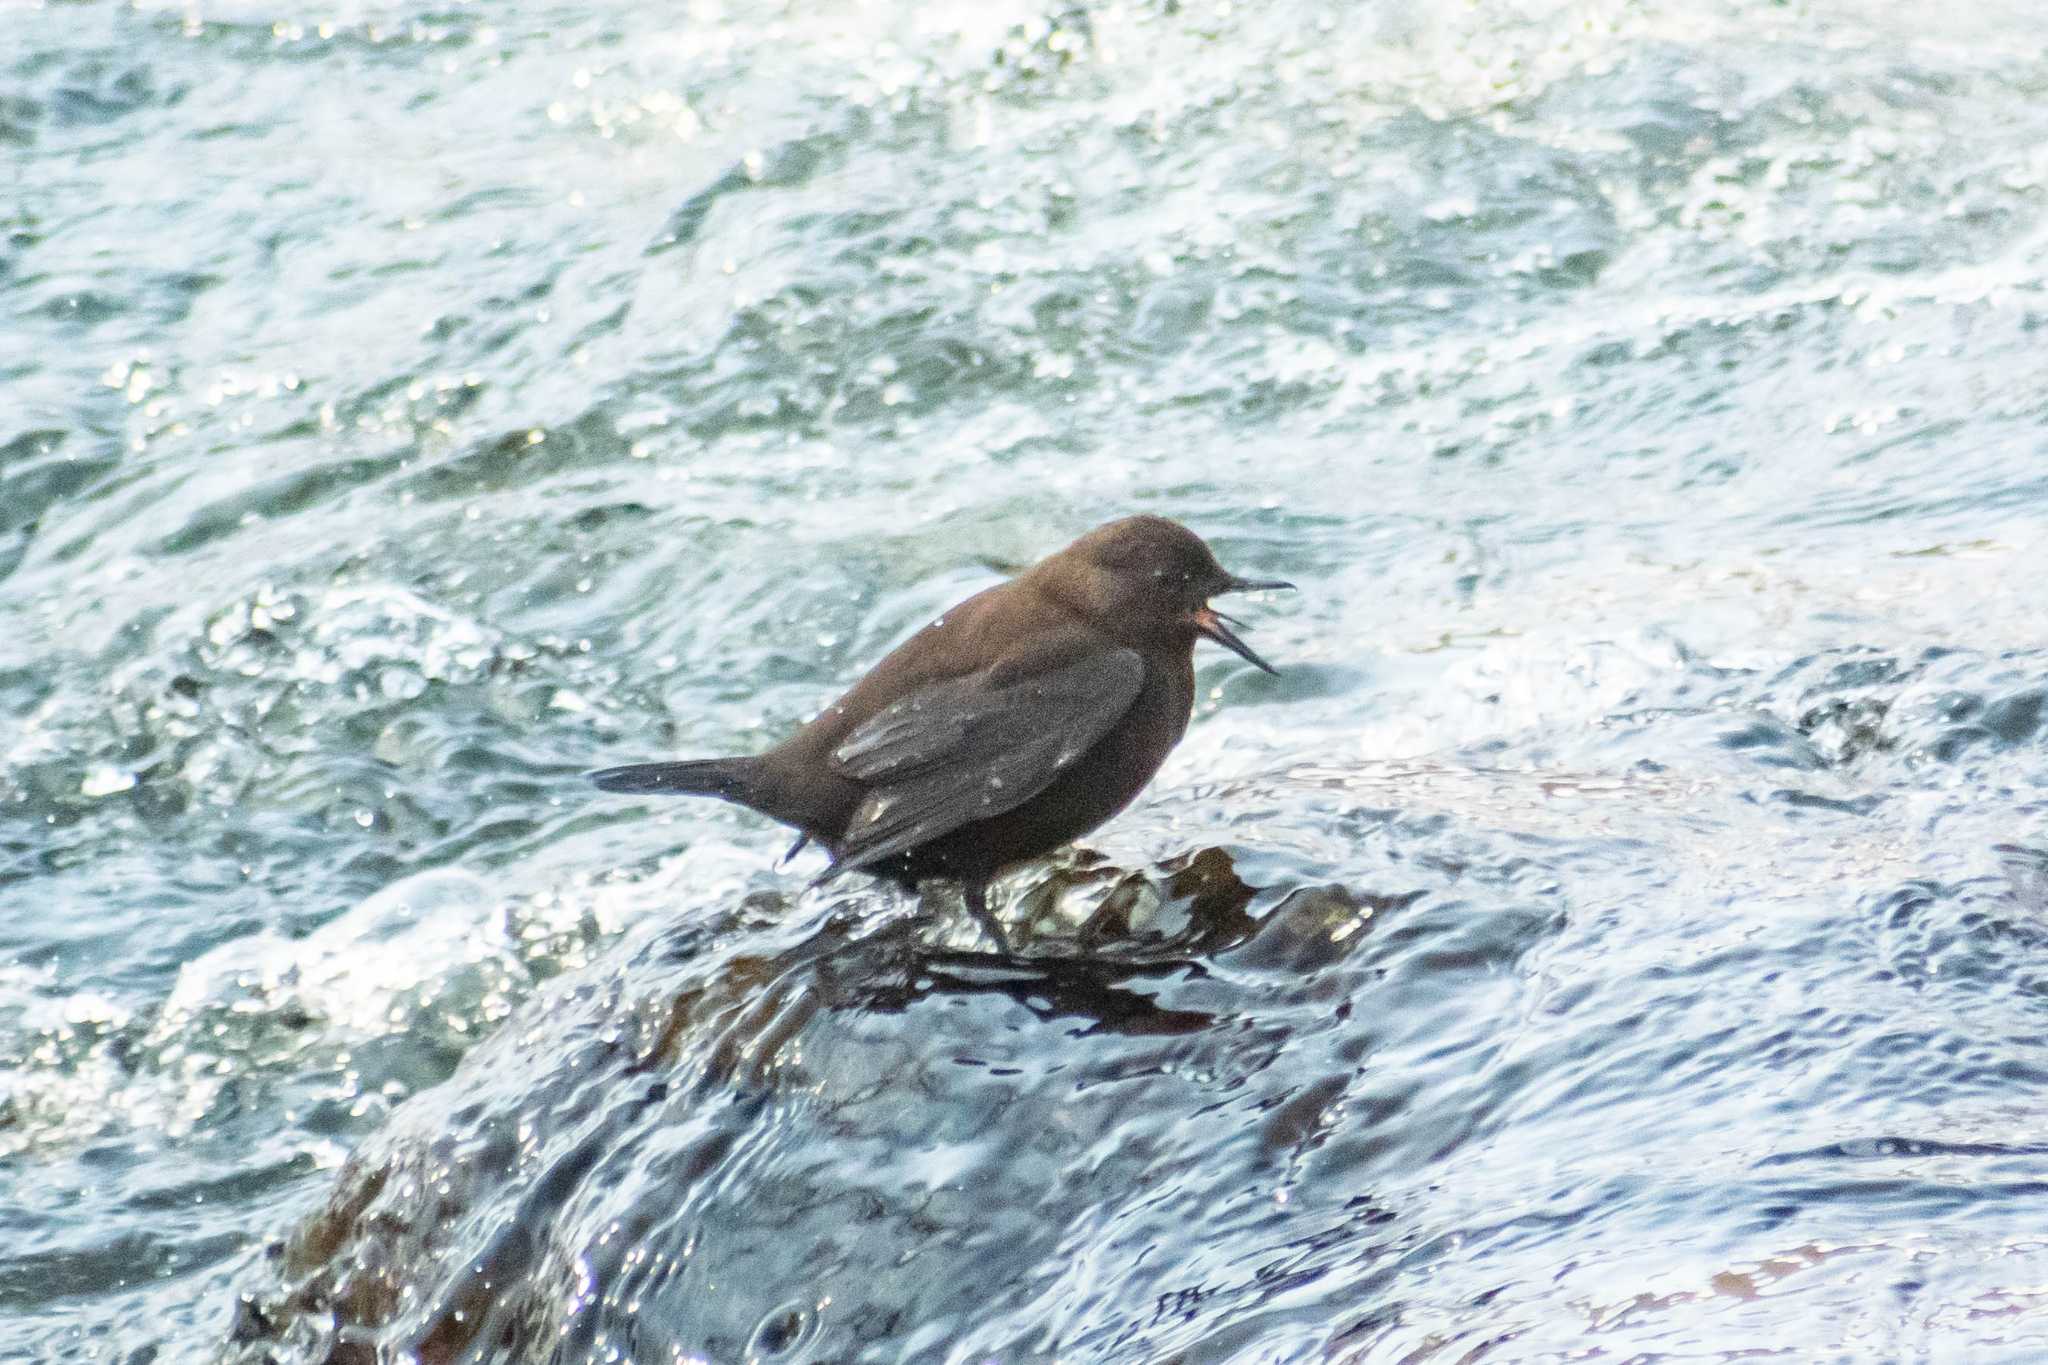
[590,515,1292,948]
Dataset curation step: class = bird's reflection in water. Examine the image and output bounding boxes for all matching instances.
[854,941,1218,1037]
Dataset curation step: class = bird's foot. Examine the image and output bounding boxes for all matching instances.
[962,881,1012,954]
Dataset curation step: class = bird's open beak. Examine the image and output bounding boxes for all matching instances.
[1193,606,1278,674]
[1191,574,1293,674]
[1187,601,1277,679]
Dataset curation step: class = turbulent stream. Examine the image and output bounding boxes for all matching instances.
[4,0,2048,1360]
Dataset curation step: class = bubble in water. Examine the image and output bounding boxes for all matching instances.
[746,1300,814,1357]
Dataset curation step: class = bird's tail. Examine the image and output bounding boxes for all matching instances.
[587,756,758,799]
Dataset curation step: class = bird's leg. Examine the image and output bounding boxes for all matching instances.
[779,832,811,867]
[963,880,1011,954]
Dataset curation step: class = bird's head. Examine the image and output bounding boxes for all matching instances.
[1035,515,1293,672]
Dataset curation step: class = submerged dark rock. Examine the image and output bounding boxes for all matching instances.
[226,845,1311,1363]
[228,730,2048,1361]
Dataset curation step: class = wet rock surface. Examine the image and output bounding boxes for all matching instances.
[231,719,2048,1360]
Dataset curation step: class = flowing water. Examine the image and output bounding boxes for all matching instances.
[5,0,2048,1360]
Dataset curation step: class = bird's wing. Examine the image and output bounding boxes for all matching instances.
[820,645,1147,881]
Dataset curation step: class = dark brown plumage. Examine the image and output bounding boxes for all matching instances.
[590,515,1291,948]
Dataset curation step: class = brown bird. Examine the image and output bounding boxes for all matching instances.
[590,515,1291,948]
